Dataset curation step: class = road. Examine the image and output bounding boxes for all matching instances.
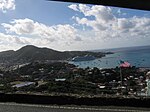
[0,103,149,112]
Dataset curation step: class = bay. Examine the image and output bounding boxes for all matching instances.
[70,46,150,68]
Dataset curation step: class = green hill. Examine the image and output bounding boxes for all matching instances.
[0,45,106,64]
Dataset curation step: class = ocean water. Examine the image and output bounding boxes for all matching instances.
[70,46,150,69]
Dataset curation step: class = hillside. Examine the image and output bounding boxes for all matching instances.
[0,45,107,64]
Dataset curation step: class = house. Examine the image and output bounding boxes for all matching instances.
[0,74,4,77]
[55,78,66,82]
[12,82,34,88]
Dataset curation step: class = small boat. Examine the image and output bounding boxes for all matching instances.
[71,55,96,62]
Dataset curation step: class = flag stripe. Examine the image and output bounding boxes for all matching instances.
[120,61,131,67]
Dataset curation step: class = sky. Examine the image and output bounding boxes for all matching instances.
[0,0,150,51]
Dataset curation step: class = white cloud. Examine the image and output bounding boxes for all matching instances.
[1,4,150,51]
[0,33,30,51]
[1,18,83,51]
[68,4,150,50]
[1,18,82,43]
[0,0,15,13]
[70,4,150,40]
[69,4,115,23]
[0,32,84,51]
[2,18,34,35]
[68,4,78,11]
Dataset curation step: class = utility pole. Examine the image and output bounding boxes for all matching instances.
[120,67,123,95]
[120,67,123,87]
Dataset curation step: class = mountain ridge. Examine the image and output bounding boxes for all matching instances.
[0,45,106,64]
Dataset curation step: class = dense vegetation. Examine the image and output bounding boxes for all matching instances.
[0,61,147,96]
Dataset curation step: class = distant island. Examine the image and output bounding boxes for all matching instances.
[0,45,112,70]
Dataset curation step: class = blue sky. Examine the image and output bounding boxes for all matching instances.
[0,0,150,51]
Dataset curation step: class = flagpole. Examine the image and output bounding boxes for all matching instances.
[120,66,123,94]
[119,60,123,87]
[120,67,123,85]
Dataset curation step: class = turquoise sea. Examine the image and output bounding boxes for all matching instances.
[70,46,150,68]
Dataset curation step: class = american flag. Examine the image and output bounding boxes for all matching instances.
[120,60,131,68]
